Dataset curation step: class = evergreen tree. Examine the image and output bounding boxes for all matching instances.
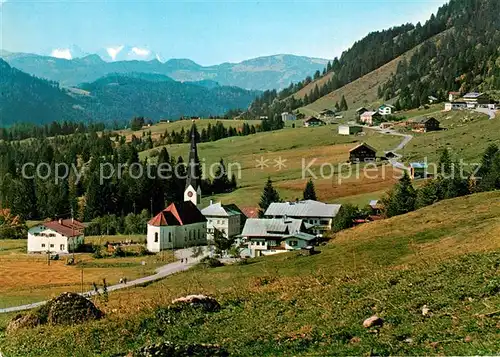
[340,95,348,111]
[382,171,416,218]
[331,204,359,232]
[258,177,281,218]
[303,179,317,201]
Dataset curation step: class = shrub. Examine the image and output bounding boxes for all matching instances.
[198,256,224,269]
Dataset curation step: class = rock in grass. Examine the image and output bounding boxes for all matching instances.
[363,315,383,328]
[171,294,221,312]
[6,313,41,333]
[38,292,103,325]
[422,304,431,317]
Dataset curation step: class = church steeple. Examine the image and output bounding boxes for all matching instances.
[184,123,201,206]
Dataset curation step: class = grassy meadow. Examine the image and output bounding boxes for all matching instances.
[1,191,499,356]
[0,236,174,309]
[140,123,402,207]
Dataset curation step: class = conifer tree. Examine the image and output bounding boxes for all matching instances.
[258,177,281,218]
[303,179,317,201]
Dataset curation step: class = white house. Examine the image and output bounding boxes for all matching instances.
[378,104,395,116]
[264,200,342,235]
[147,201,207,252]
[444,102,467,111]
[338,125,362,136]
[240,218,315,258]
[28,219,84,254]
[281,112,296,122]
[201,201,244,241]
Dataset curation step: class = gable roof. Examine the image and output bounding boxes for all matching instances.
[349,142,377,153]
[379,104,395,109]
[242,218,304,237]
[463,92,483,99]
[149,201,206,227]
[304,116,325,123]
[40,219,84,238]
[410,117,439,124]
[283,232,316,242]
[319,109,335,115]
[265,200,341,218]
[201,202,242,217]
[360,111,380,117]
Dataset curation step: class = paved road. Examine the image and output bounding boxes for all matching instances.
[475,108,497,120]
[0,248,204,314]
[361,125,413,170]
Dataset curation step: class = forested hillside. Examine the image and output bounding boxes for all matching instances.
[381,0,500,109]
[77,74,260,122]
[249,0,500,117]
[0,59,89,126]
[0,63,259,126]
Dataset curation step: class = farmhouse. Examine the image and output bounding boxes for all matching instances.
[264,200,342,235]
[147,201,207,252]
[408,117,440,132]
[444,102,467,111]
[201,201,245,241]
[356,107,368,116]
[463,92,485,108]
[240,218,315,257]
[338,124,362,136]
[359,111,382,126]
[319,109,335,118]
[281,112,296,122]
[28,219,84,254]
[349,143,377,163]
[378,104,395,116]
[304,116,326,127]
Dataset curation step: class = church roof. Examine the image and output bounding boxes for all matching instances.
[148,201,206,227]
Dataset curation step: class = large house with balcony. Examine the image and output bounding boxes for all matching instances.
[264,200,342,235]
[201,201,245,241]
[28,219,85,254]
[240,218,315,257]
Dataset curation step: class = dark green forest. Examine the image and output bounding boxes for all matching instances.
[248,0,500,115]
[0,61,260,126]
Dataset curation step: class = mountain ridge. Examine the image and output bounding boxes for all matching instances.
[0,59,260,126]
[0,51,329,90]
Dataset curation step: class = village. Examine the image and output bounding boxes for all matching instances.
[23,90,499,267]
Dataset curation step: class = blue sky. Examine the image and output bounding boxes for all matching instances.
[0,0,448,65]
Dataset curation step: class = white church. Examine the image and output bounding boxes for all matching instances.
[146,125,207,252]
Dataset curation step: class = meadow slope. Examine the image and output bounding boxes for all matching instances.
[1,191,499,356]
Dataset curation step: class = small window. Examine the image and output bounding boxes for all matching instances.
[168,232,172,242]
[50,244,54,248]
[60,244,65,250]
[154,232,158,242]
[41,243,46,248]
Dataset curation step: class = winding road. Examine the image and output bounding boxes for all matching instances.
[0,249,203,314]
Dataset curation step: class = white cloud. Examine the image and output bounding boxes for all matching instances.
[131,47,150,56]
[50,48,72,60]
[106,45,124,61]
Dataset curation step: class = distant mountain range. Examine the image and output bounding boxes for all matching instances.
[0,50,329,91]
[0,59,260,126]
